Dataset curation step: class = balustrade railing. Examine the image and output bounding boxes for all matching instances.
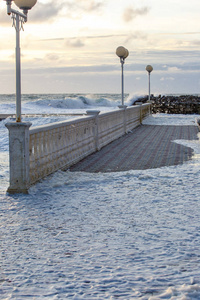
[29,116,96,184]
[6,103,150,193]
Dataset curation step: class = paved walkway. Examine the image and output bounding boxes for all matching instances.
[69,125,199,172]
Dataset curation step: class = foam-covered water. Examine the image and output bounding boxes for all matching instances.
[1,94,200,299]
[0,93,128,114]
[0,93,147,116]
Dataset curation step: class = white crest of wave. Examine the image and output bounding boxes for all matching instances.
[85,94,120,107]
[125,93,146,105]
[29,95,120,109]
[35,97,86,109]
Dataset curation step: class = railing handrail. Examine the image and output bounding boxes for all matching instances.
[29,115,93,135]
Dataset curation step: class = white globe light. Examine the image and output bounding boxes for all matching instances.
[14,0,37,10]
[146,65,153,73]
[124,49,129,59]
[116,46,126,58]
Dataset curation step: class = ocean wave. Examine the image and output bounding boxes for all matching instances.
[0,93,146,115]
[126,93,146,105]
[30,95,121,109]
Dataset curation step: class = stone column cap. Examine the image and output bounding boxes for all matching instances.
[86,110,100,116]
[118,105,127,109]
[5,121,32,129]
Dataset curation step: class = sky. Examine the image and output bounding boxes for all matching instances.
[0,0,200,95]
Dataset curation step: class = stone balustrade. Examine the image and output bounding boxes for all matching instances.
[6,103,150,193]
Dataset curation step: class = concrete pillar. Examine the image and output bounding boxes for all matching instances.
[5,122,32,194]
[86,110,100,151]
[135,102,143,124]
[118,105,127,134]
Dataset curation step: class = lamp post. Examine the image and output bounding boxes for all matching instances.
[116,46,129,106]
[4,0,37,122]
[146,65,153,102]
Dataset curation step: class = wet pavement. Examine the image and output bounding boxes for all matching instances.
[69,125,199,172]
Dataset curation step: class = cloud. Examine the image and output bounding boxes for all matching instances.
[29,0,104,22]
[29,1,64,22]
[160,77,175,81]
[123,6,150,22]
[191,40,200,46]
[64,0,104,19]
[79,0,103,12]
[124,31,148,43]
[167,66,180,72]
[45,53,61,62]
[65,39,85,48]
[0,0,104,24]
[40,34,127,46]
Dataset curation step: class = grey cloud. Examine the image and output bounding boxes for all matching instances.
[62,0,103,10]
[19,60,200,75]
[191,40,200,46]
[29,0,104,22]
[19,64,118,75]
[29,1,64,22]
[45,53,61,61]
[123,6,150,22]
[0,0,63,24]
[81,0,103,12]
[40,34,126,44]
[1,0,104,25]
[124,31,148,43]
[63,0,104,20]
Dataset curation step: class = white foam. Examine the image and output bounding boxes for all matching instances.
[143,113,199,126]
[1,96,200,299]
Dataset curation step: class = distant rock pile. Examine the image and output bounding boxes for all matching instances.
[134,95,200,114]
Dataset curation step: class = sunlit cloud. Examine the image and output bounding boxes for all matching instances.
[123,6,150,22]
[1,0,200,94]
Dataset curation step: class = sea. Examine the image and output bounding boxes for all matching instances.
[0,93,200,299]
[0,93,133,114]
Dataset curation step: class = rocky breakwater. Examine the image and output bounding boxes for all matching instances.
[134,95,200,114]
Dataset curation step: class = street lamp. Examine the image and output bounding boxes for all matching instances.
[4,0,37,122]
[146,65,153,102]
[116,46,129,106]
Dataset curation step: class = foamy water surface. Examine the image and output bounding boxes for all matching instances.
[0,94,200,299]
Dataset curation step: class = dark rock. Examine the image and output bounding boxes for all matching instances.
[133,95,200,114]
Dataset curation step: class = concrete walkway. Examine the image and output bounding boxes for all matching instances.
[69,125,199,172]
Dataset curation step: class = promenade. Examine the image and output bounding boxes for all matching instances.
[70,124,199,172]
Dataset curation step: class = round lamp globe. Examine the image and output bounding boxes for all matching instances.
[14,0,37,10]
[116,46,126,58]
[146,65,153,73]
